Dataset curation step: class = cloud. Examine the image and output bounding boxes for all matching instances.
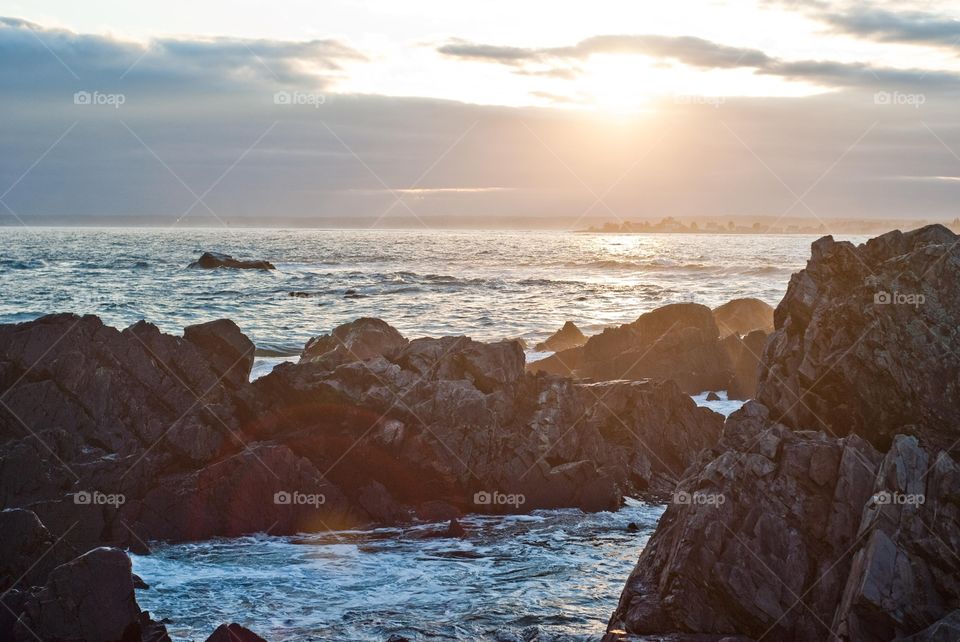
[822,7,960,47]
[0,16,365,93]
[437,31,960,91]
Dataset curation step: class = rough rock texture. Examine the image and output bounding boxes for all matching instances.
[300,317,408,368]
[204,623,268,642]
[0,313,721,547]
[0,517,171,642]
[712,298,775,338]
[757,224,960,452]
[607,402,883,640]
[720,329,769,400]
[528,304,730,394]
[254,323,724,513]
[534,321,587,352]
[0,314,357,549]
[608,226,960,641]
[188,252,275,270]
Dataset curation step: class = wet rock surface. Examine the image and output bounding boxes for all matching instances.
[188,252,275,270]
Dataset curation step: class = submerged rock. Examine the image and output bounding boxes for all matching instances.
[188,252,275,270]
[534,321,587,352]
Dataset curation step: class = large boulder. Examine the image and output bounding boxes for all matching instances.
[300,317,408,369]
[712,298,775,338]
[205,623,268,642]
[13,546,159,642]
[534,321,587,352]
[757,225,960,452]
[188,252,275,270]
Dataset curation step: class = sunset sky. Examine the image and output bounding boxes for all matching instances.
[3,0,960,224]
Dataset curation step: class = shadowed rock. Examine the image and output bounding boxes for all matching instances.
[188,252,275,270]
[712,297,774,338]
[607,226,960,641]
[720,328,769,400]
[534,321,587,352]
[205,623,268,642]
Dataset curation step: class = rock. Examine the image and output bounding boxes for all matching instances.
[534,321,587,352]
[526,345,583,377]
[720,329,768,400]
[712,297,775,337]
[0,508,76,592]
[204,623,268,642]
[300,317,408,369]
[14,546,166,642]
[183,318,255,387]
[416,500,461,522]
[608,226,960,641]
[897,610,960,641]
[255,322,723,514]
[188,252,275,270]
[607,402,883,639]
[0,314,359,548]
[132,573,149,589]
[578,303,730,394]
[385,635,412,642]
[706,391,721,401]
[626,522,639,532]
[443,518,466,538]
[757,225,960,451]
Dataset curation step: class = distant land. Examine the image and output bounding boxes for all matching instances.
[3,213,960,234]
[581,216,960,235]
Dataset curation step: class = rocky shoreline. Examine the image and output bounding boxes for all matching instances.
[4,226,956,641]
[604,225,960,641]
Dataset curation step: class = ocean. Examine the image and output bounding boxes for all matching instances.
[1,228,860,641]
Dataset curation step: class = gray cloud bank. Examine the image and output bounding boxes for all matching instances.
[2,16,960,225]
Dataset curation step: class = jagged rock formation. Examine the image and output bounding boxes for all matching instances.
[0,313,722,549]
[720,329,768,400]
[534,321,587,352]
[188,252,275,270]
[757,225,960,452]
[607,225,960,641]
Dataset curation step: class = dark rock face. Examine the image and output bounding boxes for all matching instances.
[528,303,730,394]
[607,402,883,640]
[579,304,729,394]
[608,226,960,641]
[712,297,774,338]
[204,623,268,642]
[0,313,721,548]
[254,328,723,514]
[0,314,357,549]
[720,329,768,400]
[188,252,275,270]
[757,224,960,452]
[534,321,587,352]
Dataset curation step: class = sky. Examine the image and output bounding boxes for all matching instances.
[2,0,960,225]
